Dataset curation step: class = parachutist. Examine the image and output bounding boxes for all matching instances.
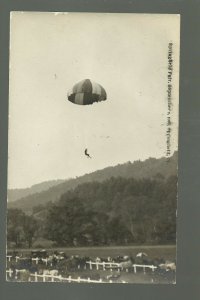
[84,148,92,158]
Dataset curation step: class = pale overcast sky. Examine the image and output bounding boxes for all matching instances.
[8,12,180,189]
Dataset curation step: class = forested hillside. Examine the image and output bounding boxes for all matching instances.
[8,175,177,248]
[8,179,65,202]
[8,152,177,213]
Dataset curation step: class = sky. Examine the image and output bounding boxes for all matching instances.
[8,12,180,189]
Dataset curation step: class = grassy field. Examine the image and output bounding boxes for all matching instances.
[8,245,176,261]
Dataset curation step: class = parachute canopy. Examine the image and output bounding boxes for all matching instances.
[67,79,107,105]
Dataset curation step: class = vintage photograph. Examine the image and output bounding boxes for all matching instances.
[7,12,180,284]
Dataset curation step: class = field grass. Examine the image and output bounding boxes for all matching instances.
[8,245,176,261]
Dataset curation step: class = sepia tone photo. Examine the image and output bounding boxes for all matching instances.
[7,12,180,284]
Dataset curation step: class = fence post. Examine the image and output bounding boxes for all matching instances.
[103,262,105,271]
[109,263,112,272]
[96,262,99,270]
[89,261,92,270]
[78,276,80,283]
[15,269,18,280]
[87,277,90,283]
[51,275,54,282]
[43,275,46,282]
[84,264,87,270]
[78,264,80,269]
[59,275,62,282]
[109,280,113,283]
[143,266,146,274]
[134,265,137,273]
[36,257,39,265]
[35,272,38,282]
[99,278,102,283]
[9,269,13,277]
[68,275,71,283]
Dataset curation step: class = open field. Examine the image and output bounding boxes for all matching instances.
[8,245,176,261]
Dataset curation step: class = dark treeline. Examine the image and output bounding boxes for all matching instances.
[7,209,39,248]
[7,175,177,248]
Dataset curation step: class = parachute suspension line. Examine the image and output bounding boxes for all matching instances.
[67,78,107,158]
[83,127,88,150]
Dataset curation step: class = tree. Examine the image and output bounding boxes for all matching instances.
[41,175,177,246]
[23,215,39,248]
[7,209,25,247]
[44,198,87,246]
[7,208,38,248]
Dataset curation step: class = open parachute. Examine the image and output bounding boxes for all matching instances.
[67,79,107,105]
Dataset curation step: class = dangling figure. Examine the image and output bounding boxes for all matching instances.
[84,148,91,158]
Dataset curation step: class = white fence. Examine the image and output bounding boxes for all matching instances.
[6,269,14,280]
[86,261,121,271]
[29,272,116,283]
[7,255,23,263]
[6,269,104,283]
[86,261,157,274]
[7,255,49,265]
[6,269,127,283]
[31,258,48,265]
[7,255,157,275]
[132,264,157,274]
[6,255,12,262]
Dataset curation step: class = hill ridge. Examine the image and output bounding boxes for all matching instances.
[8,152,177,213]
